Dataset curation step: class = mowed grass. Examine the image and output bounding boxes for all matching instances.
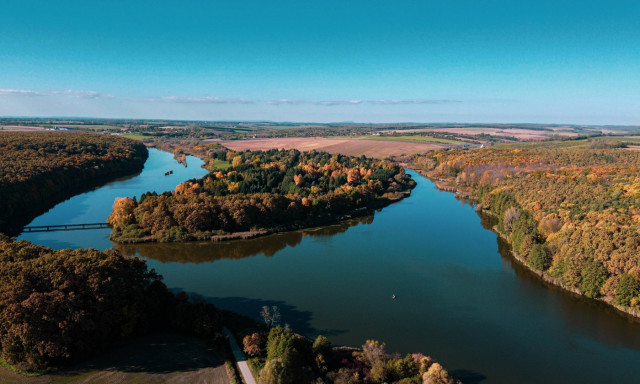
[360,135,469,145]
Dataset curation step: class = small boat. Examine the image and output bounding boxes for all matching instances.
[392,294,396,300]
[164,170,173,176]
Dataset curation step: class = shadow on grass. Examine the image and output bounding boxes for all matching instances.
[65,332,225,375]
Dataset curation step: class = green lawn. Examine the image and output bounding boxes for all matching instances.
[211,159,232,170]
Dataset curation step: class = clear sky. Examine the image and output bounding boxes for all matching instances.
[0,0,639,124]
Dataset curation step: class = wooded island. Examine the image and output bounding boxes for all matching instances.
[108,149,415,243]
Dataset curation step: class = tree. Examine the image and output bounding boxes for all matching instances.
[260,358,288,384]
[529,244,552,271]
[261,305,281,328]
[615,274,640,306]
[243,332,265,357]
[580,259,608,298]
[502,206,521,233]
[312,335,332,356]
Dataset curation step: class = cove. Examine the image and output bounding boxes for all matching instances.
[18,151,640,384]
[18,148,210,249]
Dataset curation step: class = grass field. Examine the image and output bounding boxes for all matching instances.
[211,159,232,170]
[0,333,230,384]
[121,133,148,140]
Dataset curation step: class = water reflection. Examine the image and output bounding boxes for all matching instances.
[491,222,640,353]
[118,215,375,263]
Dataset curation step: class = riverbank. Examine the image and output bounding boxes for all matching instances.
[412,166,640,323]
[0,132,148,236]
[112,188,413,244]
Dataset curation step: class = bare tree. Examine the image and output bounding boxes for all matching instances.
[261,305,281,328]
[503,206,522,233]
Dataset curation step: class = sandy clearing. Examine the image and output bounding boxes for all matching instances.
[212,137,443,158]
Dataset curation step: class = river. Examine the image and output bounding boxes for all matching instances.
[19,148,640,383]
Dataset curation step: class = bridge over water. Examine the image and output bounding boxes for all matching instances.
[22,223,109,232]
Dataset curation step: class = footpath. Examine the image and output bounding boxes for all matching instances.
[223,328,257,384]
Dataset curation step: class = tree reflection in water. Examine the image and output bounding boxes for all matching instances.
[117,215,374,263]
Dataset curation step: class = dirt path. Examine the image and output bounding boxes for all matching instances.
[223,328,257,384]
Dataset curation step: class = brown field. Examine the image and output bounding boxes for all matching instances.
[213,137,444,158]
[0,126,46,132]
[0,333,230,384]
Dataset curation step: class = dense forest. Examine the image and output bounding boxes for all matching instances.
[0,235,222,371]
[0,132,148,235]
[416,140,640,315]
[108,149,415,242]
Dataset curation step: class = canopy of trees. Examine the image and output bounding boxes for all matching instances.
[418,140,640,314]
[0,132,147,234]
[0,235,222,371]
[108,149,415,242]
[240,325,460,384]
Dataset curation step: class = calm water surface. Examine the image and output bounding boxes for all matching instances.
[20,149,640,383]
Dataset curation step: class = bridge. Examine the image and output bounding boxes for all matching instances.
[22,223,109,233]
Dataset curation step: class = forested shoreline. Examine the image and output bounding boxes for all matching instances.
[414,140,640,319]
[0,132,148,235]
[108,149,416,243]
[0,235,224,372]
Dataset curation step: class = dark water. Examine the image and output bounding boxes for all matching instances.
[19,150,640,383]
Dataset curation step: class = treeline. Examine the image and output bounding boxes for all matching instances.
[418,140,640,314]
[0,132,148,234]
[0,235,223,371]
[108,149,415,242]
[238,325,459,384]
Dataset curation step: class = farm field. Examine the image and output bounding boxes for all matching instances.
[360,134,470,145]
[0,126,46,131]
[383,127,581,140]
[214,137,445,158]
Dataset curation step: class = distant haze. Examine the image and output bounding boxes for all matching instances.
[0,1,638,124]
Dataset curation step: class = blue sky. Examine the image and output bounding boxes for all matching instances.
[0,0,638,124]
